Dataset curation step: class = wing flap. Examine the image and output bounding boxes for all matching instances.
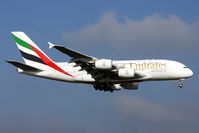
[6,60,42,72]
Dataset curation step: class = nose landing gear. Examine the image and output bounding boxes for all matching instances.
[179,79,184,88]
[179,84,183,88]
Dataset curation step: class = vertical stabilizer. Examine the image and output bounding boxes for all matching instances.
[11,31,73,77]
[11,32,51,69]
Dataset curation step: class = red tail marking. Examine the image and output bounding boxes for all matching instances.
[29,44,73,77]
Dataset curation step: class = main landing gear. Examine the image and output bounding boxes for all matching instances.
[179,79,184,88]
[93,82,114,92]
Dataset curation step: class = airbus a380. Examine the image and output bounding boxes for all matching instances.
[7,32,193,92]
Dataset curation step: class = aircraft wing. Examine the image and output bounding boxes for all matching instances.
[48,42,147,82]
[48,42,96,62]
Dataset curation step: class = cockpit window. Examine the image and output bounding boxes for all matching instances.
[184,66,187,68]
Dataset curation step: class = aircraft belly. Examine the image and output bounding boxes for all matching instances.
[21,69,77,82]
[74,75,95,82]
[149,70,183,80]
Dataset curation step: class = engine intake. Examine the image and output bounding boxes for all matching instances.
[95,59,112,69]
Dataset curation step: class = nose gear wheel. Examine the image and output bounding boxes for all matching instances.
[179,79,185,88]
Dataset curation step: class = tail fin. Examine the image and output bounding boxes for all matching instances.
[11,31,52,69]
[11,32,73,77]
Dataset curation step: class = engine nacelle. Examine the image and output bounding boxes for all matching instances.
[118,68,135,78]
[122,83,139,90]
[95,59,112,69]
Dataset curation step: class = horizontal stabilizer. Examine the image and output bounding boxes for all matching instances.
[48,42,95,60]
[6,60,42,72]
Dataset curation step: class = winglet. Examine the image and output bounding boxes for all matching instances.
[48,42,55,49]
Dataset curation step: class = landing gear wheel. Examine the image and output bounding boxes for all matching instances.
[179,79,185,88]
[93,82,114,92]
[179,84,183,88]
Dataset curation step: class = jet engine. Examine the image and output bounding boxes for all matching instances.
[95,59,112,69]
[118,68,135,78]
[121,83,139,90]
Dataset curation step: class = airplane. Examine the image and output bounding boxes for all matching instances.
[7,31,193,92]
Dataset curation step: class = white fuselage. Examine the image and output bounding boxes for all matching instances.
[9,31,193,91]
[18,59,193,84]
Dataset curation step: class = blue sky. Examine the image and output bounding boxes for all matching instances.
[1,0,199,133]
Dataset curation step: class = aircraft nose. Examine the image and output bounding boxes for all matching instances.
[187,68,193,77]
